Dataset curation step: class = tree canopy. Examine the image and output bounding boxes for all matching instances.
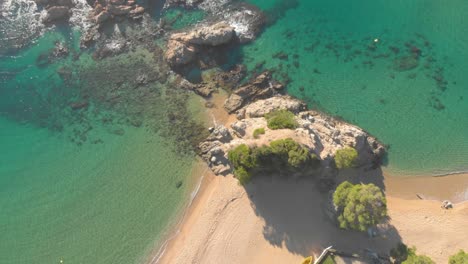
[334,147,358,169]
[227,139,318,185]
[333,181,387,231]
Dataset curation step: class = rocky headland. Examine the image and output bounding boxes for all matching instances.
[196,72,385,179]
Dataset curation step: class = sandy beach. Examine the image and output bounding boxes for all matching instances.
[156,92,468,264]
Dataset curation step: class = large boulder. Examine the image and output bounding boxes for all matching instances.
[165,22,235,67]
[44,6,71,22]
[243,96,306,118]
[165,40,197,67]
[172,22,235,46]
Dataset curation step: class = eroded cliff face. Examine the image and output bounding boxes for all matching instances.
[199,91,385,177]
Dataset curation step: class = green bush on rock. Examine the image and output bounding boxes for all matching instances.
[333,181,387,231]
[449,250,468,264]
[228,139,318,185]
[253,127,266,139]
[265,109,298,130]
[228,144,258,170]
[334,147,358,169]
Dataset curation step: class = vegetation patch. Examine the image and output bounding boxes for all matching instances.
[333,181,387,231]
[449,250,468,264]
[402,246,435,264]
[253,127,266,138]
[265,109,298,130]
[227,138,320,185]
[334,147,358,169]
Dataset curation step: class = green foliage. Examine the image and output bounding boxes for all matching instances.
[228,144,258,170]
[334,147,358,169]
[449,250,468,264]
[333,181,387,231]
[228,144,258,185]
[234,167,252,186]
[269,138,310,167]
[227,139,318,185]
[322,255,336,264]
[253,127,266,139]
[402,247,435,264]
[390,242,409,263]
[265,109,298,130]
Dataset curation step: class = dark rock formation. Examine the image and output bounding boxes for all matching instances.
[35,0,75,23]
[224,71,284,114]
[88,0,146,25]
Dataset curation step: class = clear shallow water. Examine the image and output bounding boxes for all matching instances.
[0,21,203,264]
[243,0,468,176]
[0,118,196,264]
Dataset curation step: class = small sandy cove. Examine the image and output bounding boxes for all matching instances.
[157,93,468,264]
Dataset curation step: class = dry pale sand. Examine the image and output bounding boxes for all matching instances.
[157,172,468,264]
[156,92,468,264]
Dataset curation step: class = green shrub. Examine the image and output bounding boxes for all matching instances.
[334,147,358,169]
[228,144,257,170]
[228,144,258,185]
[449,250,468,264]
[390,242,409,263]
[253,127,266,139]
[234,167,252,186]
[402,247,435,264]
[269,138,310,167]
[265,109,298,130]
[333,181,387,231]
[227,139,318,184]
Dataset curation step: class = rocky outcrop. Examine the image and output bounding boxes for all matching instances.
[165,1,265,43]
[165,22,235,67]
[173,22,235,46]
[242,96,306,118]
[224,71,284,114]
[88,0,145,26]
[199,95,386,177]
[35,0,74,23]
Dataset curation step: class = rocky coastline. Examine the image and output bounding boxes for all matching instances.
[159,12,386,183]
[197,78,386,179]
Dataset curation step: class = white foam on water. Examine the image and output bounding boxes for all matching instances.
[0,0,46,48]
[69,0,94,32]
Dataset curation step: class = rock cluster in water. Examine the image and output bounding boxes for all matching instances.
[88,0,145,25]
[34,0,75,22]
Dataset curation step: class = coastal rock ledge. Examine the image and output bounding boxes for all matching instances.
[199,95,385,177]
[165,22,235,67]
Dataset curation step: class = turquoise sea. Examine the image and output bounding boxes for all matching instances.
[244,0,468,176]
[0,15,205,264]
[1,0,468,263]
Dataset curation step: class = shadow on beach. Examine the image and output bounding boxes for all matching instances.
[243,166,402,258]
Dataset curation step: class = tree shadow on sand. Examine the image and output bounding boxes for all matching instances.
[243,166,403,258]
